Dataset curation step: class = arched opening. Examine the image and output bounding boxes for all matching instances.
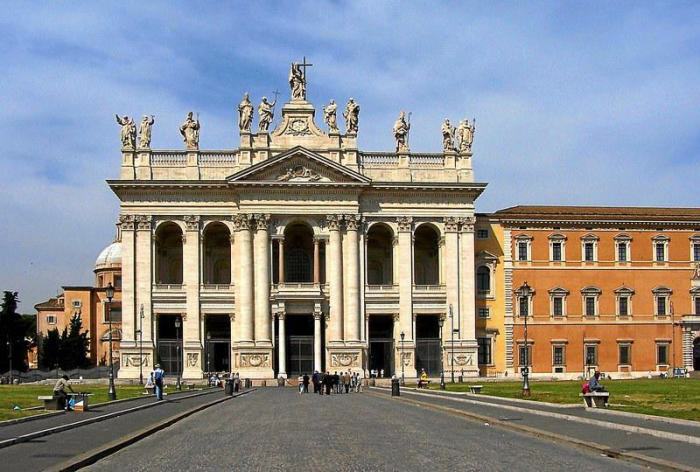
[155,223,183,285]
[367,223,394,285]
[283,223,314,283]
[203,223,231,285]
[414,224,440,285]
[694,338,700,371]
[477,266,491,293]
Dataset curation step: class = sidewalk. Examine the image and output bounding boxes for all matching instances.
[1,388,250,471]
[371,387,700,471]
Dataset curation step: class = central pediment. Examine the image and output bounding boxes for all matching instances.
[227,146,371,185]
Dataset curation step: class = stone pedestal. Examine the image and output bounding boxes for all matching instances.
[182,343,204,380]
[445,342,479,377]
[394,342,417,380]
[327,346,365,374]
[233,346,274,379]
[117,343,155,380]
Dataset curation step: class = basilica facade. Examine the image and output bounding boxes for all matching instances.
[113,66,484,380]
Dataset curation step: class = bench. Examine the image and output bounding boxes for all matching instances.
[143,386,155,395]
[417,380,431,389]
[468,385,483,394]
[38,395,63,410]
[580,391,609,408]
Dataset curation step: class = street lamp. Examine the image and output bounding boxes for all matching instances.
[6,340,12,385]
[518,282,532,397]
[174,316,182,390]
[206,332,212,374]
[138,304,144,385]
[449,304,456,383]
[400,331,405,386]
[438,317,445,390]
[105,282,117,401]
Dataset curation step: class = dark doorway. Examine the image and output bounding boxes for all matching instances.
[415,315,441,376]
[156,315,182,376]
[369,315,394,377]
[694,338,700,371]
[204,315,231,373]
[287,315,314,376]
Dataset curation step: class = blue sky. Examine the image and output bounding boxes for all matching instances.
[1,1,700,312]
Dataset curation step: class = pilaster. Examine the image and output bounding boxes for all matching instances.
[116,215,138,379]
[253,214,272,346]
[183,215,202,379]
[343,214,361,342]
[327,215,344,344]
[135,215,153,346]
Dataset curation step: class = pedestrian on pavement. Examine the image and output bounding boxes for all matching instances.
[233,372,241,392]
[153,364,165,400]
[53,374,75,411]
[302,373,310,393]
[324,371,332,395]
[333,371,340,394]
[354,372,362,393]
[312,371,320,394]
[343,371,351,393]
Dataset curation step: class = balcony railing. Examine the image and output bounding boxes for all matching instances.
[199,151,237,166]
[201,284,234,290]
[276,282,319,289]
[413,284,446,291]
[153,283,184,290]
[150,151,187,166]
[366,284,399,292]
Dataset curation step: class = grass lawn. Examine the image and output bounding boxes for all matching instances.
[0,384,148,422]
[428,379,700,422]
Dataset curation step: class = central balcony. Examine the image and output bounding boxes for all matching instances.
[272,282,324,301]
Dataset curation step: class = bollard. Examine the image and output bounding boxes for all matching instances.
[391,378,400,397]
[225,379,234,395]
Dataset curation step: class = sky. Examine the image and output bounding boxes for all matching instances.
[1,1,700,312]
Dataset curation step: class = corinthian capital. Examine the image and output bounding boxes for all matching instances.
[232,214,253,231]
[326,214,342,231]
[397,216,413,232]
[254,213,271,231]
[343,214,361,231]
[118,214,135,231]
[443,216,460,233]
[458,216,476,232]
[183,215,201,231]
[135,215,152,231]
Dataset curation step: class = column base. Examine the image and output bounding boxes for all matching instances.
[117,345,155,380]
[182,347,204,380]
[233,346,274,379]
[395,343,417,380]
[327,346,365,374]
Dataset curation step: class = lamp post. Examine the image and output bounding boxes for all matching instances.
[138,304,144,385]
[670,301,675,377]
[518,282,532,397]
[206,332,212,374]
[438,317,445,390]
[105,283,117,401]
[400,331,405,386]
[174,316,182,390]
[6,340,12,385]
[449,304,455,383]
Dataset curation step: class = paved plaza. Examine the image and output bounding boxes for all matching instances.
[85,388,640,471]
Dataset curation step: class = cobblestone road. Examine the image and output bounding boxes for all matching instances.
[87,388,641,471]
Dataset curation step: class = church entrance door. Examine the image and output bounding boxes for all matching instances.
[415,315,441,376]
[369,315,394,377]
[204,315,231,373]
[286,315,314,376]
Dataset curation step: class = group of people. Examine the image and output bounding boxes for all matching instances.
[297,371,363,395]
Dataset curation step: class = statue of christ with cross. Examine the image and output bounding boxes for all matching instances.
[289,57,312,101]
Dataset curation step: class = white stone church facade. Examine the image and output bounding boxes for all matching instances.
[113,75,485,381]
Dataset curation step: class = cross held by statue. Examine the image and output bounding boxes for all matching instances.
[299,56,313,77]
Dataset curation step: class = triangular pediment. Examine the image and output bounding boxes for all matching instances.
[227,146,371,185]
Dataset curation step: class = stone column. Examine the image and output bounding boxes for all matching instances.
[277,311,286,378]
[117,215,137,379]
[344,215,361,342]
[183,215,202,379]
[314,310,323,372]
[397,216,416,378]
[135,216,153,347]
[327,215,344,343]
[234,215,254,343]
[254,214,271,344]
[313,238,321,284]
[458,217,479,376]
[278,239,285,284]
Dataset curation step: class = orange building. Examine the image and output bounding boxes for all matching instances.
[34,241,123,367]
[493,206,700,379]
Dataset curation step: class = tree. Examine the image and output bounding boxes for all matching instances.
[58,314,90,370]
[39,328,61,369]
[0,291,28,373]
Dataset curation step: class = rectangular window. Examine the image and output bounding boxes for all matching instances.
[478,308,490,319]
[584,242,594,261]
[518,242,528,261]
[694,243,700,262]
[476,229,489,239]
[657,344,669,365]
[617,242,628,262]
[585,296,596,317]
[47,315,57,325]
[106,307,122,322]
[114,275,122,289]
[618,344,631,365]
[478,337,492,365]
[695,297,700,315]
[552,345,565,366]
[585,345,597,366]
[552,297,563,317]
[552,242,562,261]
[655,242,665,262]
[519,297,529,317]
[618,296,629,316]
[518,345,531,366]
[657,296,667,316]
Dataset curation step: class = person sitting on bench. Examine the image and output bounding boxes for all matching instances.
[417,369,429,388]
[588,371,606,392]
[53,375,75,411]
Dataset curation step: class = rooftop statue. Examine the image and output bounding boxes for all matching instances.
[393,111,411,152]
[115,114,136,149]
[344,98,360,134]
[138,115,155,149]
[441,118,455,152]
[289,62,306,100]
[258,96,276,132]
[456,118,475,153]
[238,93,254,132]
[324,99,338,133]
[180,112,200,150]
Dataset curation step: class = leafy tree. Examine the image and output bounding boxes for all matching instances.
[58,314,90,370]
[0,291,28,373]
[39,328,61,369]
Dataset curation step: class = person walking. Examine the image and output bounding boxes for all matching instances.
[333,371,340,394]
[324,371,332,395]
[312,371,320,394]
[302,373,310,393]
[152,364,165,401]
[343,371,351,394]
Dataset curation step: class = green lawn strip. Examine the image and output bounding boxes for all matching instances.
[425,379,700,422]
[0,384,147,421]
